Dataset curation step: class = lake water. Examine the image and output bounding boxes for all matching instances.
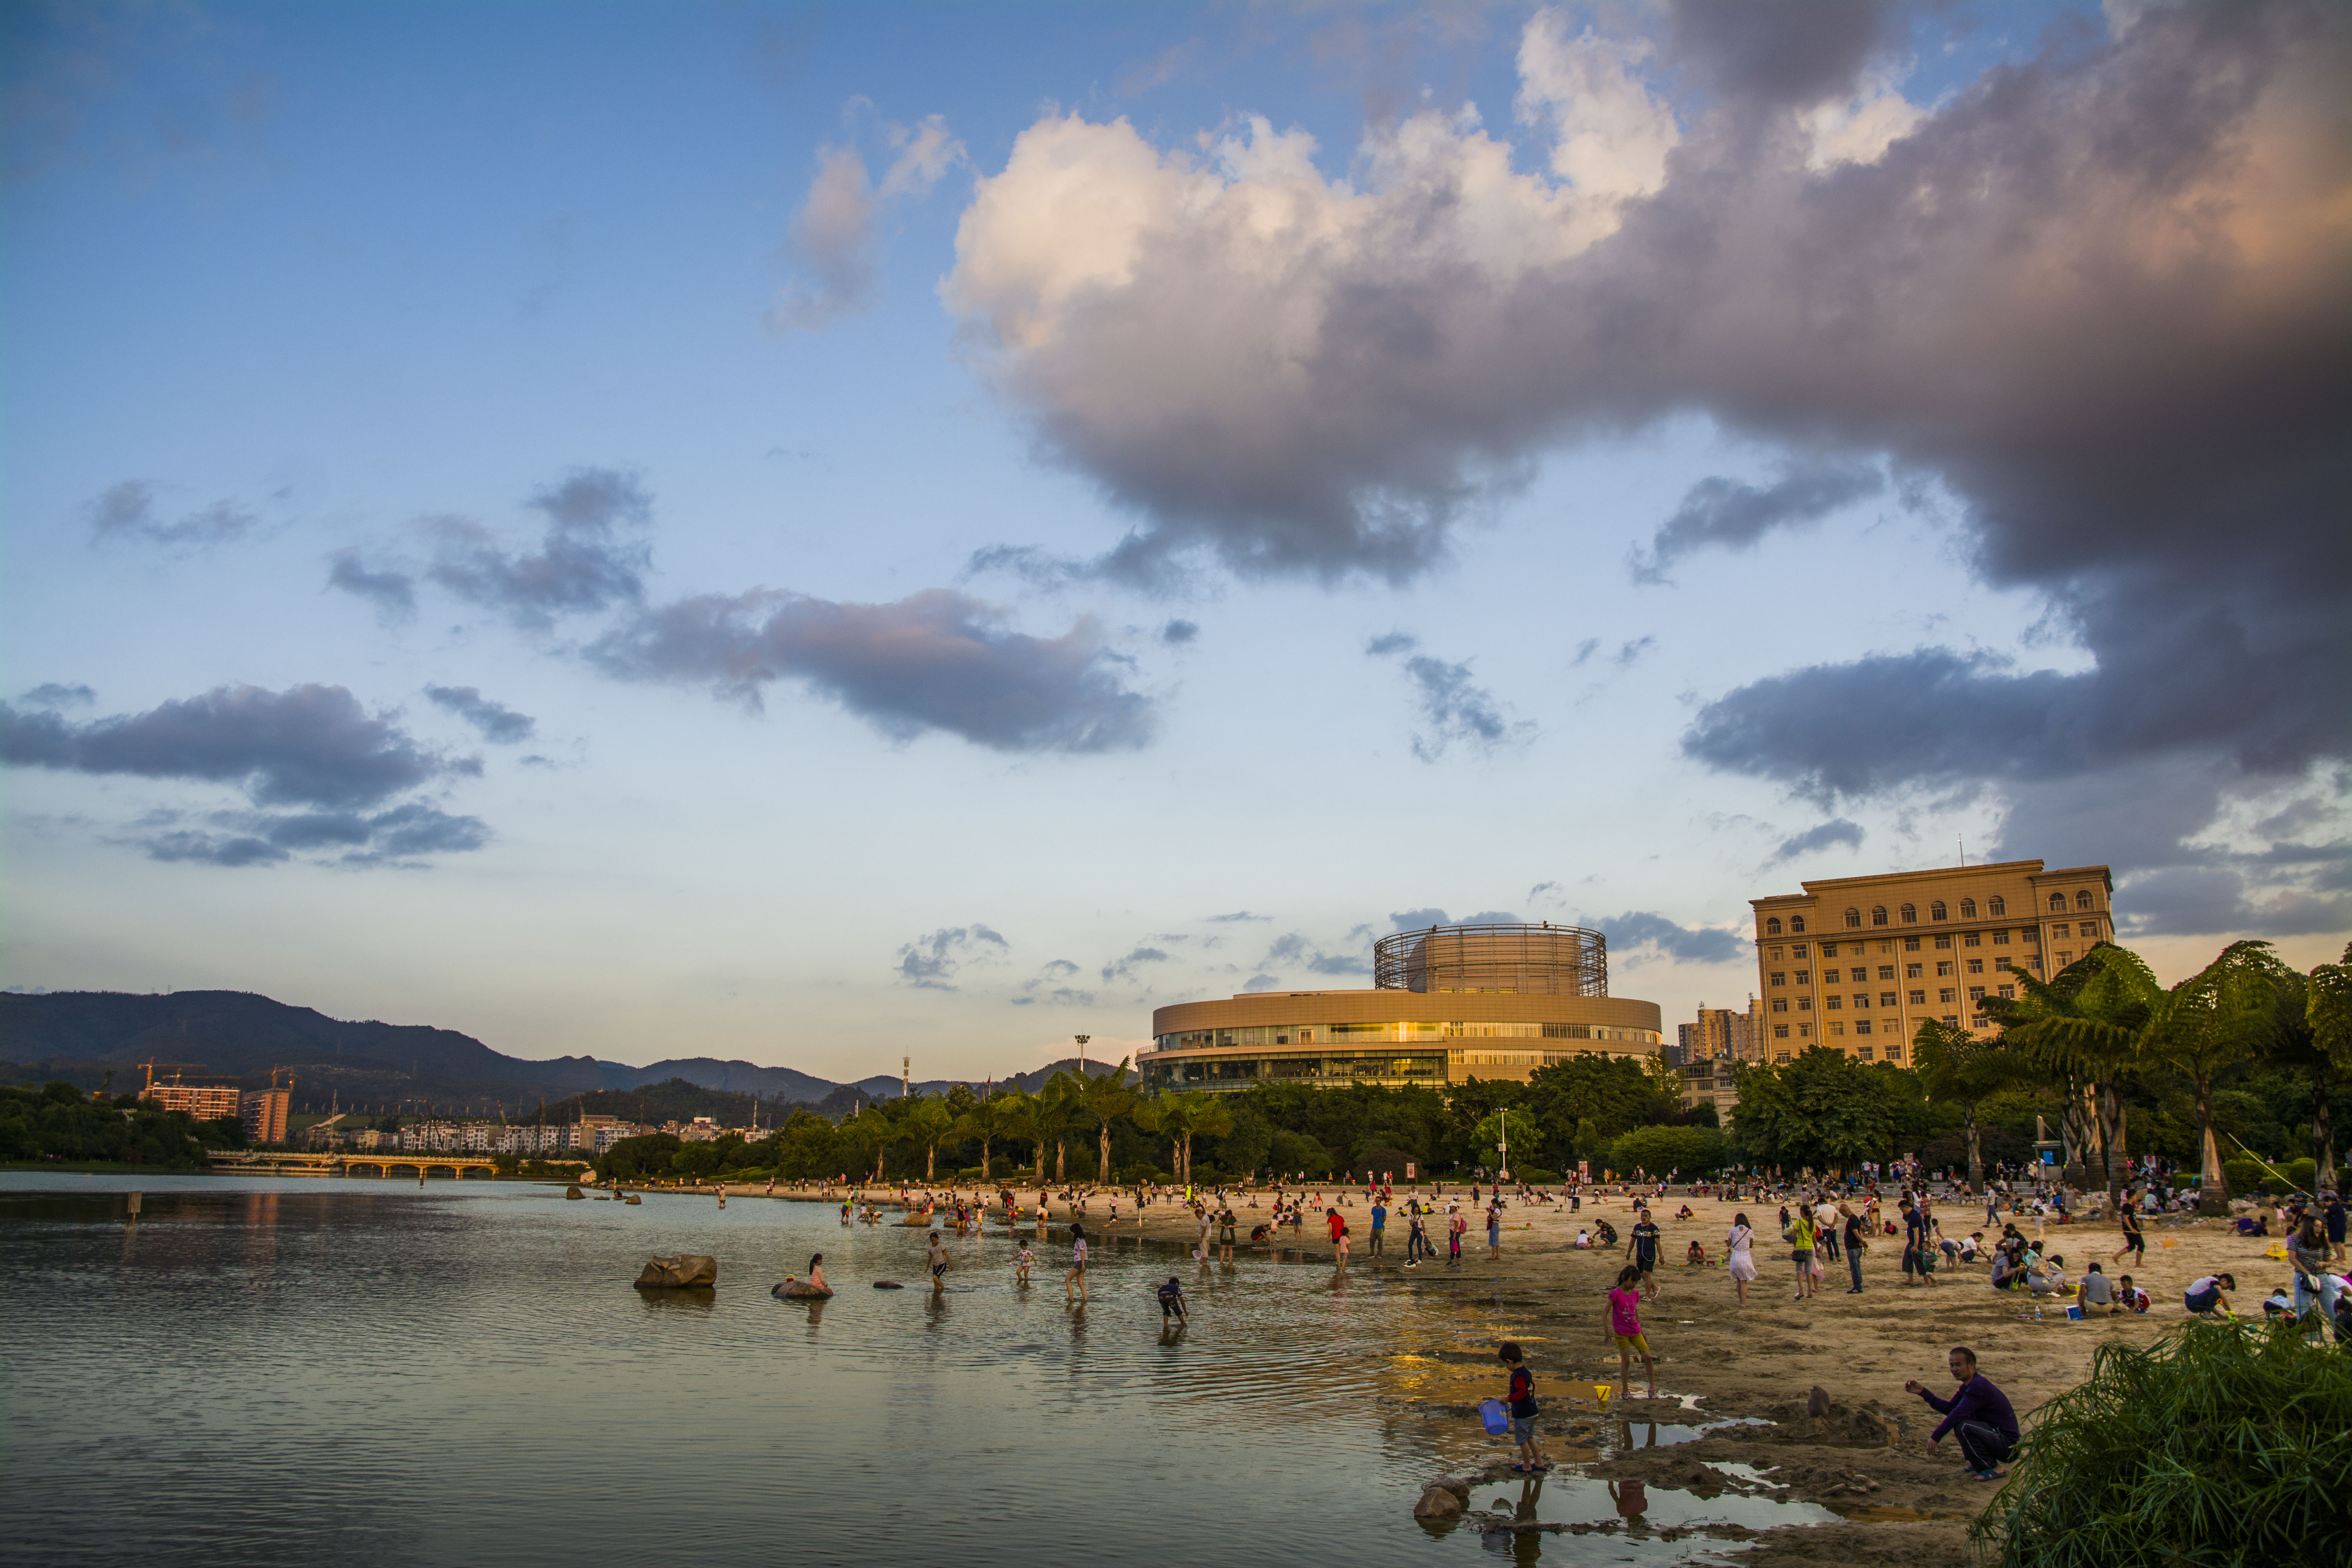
[0,1176,1831,1566]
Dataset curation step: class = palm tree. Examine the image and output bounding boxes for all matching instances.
[2142,941,2288,1210]
[1076,1060,1139,1187]
[1031,1075,1081,1184]
[902,1095,956,1183]
[2279,942,2352,1192]
[1980,944,2160,1206]
[1909,1021,2031,1191]
[951,1092,1021,1182]
[1138,1091,1233,1185]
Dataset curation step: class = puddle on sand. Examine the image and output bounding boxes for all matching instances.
[1606,1416,1773,1452]
[1428,1471,1839,1555]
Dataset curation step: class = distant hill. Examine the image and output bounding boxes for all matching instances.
[0,990,1135,1118]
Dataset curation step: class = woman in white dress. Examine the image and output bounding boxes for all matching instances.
[1726,1212,1759,1305]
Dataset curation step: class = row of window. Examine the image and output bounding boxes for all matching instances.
[1769,981,2019,1011]
[1763,888,2099,937]
[1153,1021,1659,1049]
[1764,929,2053,962]
[1771,956,2015,987]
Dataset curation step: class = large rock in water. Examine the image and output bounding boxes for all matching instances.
[1413,1485,1465,1519]
[635,1254,717,1288]
[565,1185,584,1200]
[772,1280,833,1299]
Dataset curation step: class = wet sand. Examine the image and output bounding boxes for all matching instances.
[745,1178,2295,1565]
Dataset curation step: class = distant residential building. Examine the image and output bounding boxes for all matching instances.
[1750,858,2114,1064]
[400,1122,464,1152]
[144,1082,242,1120]
[350,1128,390,1151]
[1676,1001,1762,1123]
[240,1089,291,1145]
[592,1122,642,1152]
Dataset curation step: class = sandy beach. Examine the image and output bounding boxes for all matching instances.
[715,1177,2298,1565]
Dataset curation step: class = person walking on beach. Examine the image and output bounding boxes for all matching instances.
[1369,1196,1387,1257]
[1842,1204,1867,1294]
[1906,1347,2018,1482]
[1725,1213,1758,1304]
[1497,1342,1549,1473]
[1065,1223,1089,1302]
[1789,1208,1818,1301]
[1486,1203,1503,1262]
[926,1231,951,1292]
[1627,1207,1662,1298]
[2113,1199,2145,1266]
[1447,1205,1467,1268]
[1406,1203,1429,1267]
[1606,1265,1657,1399]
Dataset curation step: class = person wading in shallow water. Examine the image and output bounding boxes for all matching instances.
[1065,1223,1089,1303]
[926,1232,949,1292]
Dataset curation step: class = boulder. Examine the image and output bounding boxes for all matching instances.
[773,1279,834,1299]
[565,1185,584,1200]
[624,1195,642,1205]
[1807,1385,1832,1417]
[635,1254,718,1288]
[1413,1486,1465,1519]
[873,1280,906,1290]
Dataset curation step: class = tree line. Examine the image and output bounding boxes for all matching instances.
[0,1083,245,1166]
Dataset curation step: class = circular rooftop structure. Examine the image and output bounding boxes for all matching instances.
[1373,922,1607,997]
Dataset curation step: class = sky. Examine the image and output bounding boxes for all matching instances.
[3,0,2346,1082]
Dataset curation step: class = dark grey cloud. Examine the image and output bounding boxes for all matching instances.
[1388,907,1451,930]
[590,587,1155,754]
[1261,931,1371,977]
[424,685,537,744]
[1102,945,1172,984]
[1664,0,1902,107]
[948,5,2351,846]
[1240,972,1284,991]
[2113,865,2350,940]
[1364,631,1419,656]
[326,549,417,620]
[1013,955,1096,1007]
[1570,638,1602,666]
[1528,880,1562,902]
[894,924,1009,991]
[134,803,490,869]
[1769,818,1866,864]
[0,684,464,809]
[1397,655,1531,762]
[1613,637,1656,667]
[1595,911,1746,964]
[1160,618,1199,645]
[1630,459,1885,582]
[427,468,652,629]
[1206,910,1269,922]
[84,480,259,550]
[19,683,93,708]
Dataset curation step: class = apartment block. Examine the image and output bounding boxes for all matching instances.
[1749,858,2114,1065]
[239,1089,290,1145]
[143,1082,243,1120]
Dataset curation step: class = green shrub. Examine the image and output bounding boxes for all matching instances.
[1975,1321,2352,1567]
[1511,1166,1561,1184]
[2221,1157,2265,1197]
[2284,1157,2318,1193]
[1605,1124,1728,1177]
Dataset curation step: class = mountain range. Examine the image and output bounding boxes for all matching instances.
[0,990,1132,1116]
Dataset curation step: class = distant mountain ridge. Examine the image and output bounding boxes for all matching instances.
[0,990,1136,1114]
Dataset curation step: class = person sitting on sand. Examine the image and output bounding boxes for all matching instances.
[1575,1228,1592,1249]
[2026,1253,2068,1298]
[1686,1238,1709,1266]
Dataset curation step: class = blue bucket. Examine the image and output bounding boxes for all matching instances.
[1478,1399,1510,1436]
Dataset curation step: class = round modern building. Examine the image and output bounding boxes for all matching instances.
[1144,922,1662,1094]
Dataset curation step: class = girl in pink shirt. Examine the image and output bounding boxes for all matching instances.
[1607,1265,1657,1398]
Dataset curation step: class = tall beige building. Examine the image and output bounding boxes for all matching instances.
[1675,1000,1764,1121]
[1749,858,2114,1065]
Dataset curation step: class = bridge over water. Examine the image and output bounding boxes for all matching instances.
[207,1151,588,1180]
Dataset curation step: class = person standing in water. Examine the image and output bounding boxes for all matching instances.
[926,1231,950,1292]
[1607,1264,1658,1399]
[1065,1223,1089,1302]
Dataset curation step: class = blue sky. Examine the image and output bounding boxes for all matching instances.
[5,0,2345,1080]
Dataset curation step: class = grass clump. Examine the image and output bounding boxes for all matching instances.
[1974,1320,2352,1567]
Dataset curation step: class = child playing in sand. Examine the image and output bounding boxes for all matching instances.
[1606,1264,1657,1399]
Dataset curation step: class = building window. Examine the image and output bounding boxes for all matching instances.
[1884,1042,1904,1062]
[1791,943,1808,958]
[1825,995,1841,1009]
[2057,951,2074,966]
[1988,896,2006,916]
[1930,900,1948,920]
[1845,908,1861,928]
[1993,930,2010,946]
[1963,931,1981,947]
[1773,1024,1790,1039]
[1769,972,1786,987]
[1871,905,1888,926]
[1967,958,1985,974]
[1935,935,1953,950]
[1798,1023,1813,1037]
[1959,898,1977,919]
[1768,946,1784,960]
[1829,1022,1845,1036]
[1907,963,1924,978]
[1937,961,1955,977]
[1798,996,1812,1011]
[1794,969,1810,984]
[1998,984,2014,1000]
[1775,1052,1792,1064]
[1969,985,1986,1001]
[1880,991,1898,1007]
[1939,987,1957,1003]
[1853,993,1869,1009]
[1857,1046,1873,1062]
[1909,989,1927,1005]
[1855,1019,1873,1035]
[2076,889,2094,910]
[1791,916,1807,933]
[2052,922,2071,938]
[1877,965,1895,980]
[1765,917,1782,935]
[1900,903,1917,922]
[2049,893,2066,911]
[1771,998,1788,1012]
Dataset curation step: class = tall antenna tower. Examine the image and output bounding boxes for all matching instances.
[901,1056,910,1098]
[1075,1034,1089,1074]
